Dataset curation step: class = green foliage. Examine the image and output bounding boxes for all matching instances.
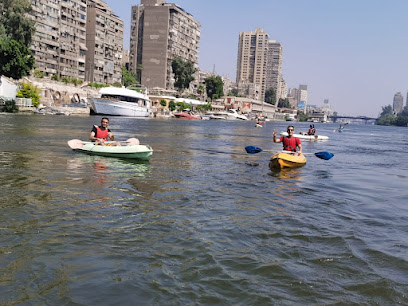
[265,87,276,105]
[197,84,205,96]
[0,39,35,79]
[61,76,70,84]
[176,102,192,110]
[196,103,212,111]
[70,78,81,86]
[394,115,408,126]
[51,74,59,81]
[172,57,197,92]
[169,101,176,111]
[3,99,18,113]
[160,99,167,107]
[204,75,224,101]
[228,88,239,96]
[88,82,109,89]
[376,113,396,126]
[33,69,45,78]
[112,82,122,88]
[122,65,137,87]
[0,0,35,45]
[278,98,290,108]
[16,82,41,107]
[297,112,308,122]
[380,105,393,117]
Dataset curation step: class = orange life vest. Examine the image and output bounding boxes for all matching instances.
[95,126,108,140]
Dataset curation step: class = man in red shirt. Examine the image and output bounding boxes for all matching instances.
[273,125,302,154]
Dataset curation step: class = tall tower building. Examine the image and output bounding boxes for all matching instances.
[236,28,269,100]
[298,84,308,104]
[85,0,124,84]
[393,92,403,114]
[129,0,201,90]
[265,40,283,103]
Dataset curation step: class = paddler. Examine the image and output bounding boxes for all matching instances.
[90,117,120,146]
[273,125,302,154]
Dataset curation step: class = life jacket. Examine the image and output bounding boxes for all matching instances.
[308,128,313,135]
[282,136,298,152]
[95,126,108,140]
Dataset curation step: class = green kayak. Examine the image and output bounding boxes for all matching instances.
[68,139,153,160]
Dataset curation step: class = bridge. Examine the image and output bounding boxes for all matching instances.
[328,115,377,123]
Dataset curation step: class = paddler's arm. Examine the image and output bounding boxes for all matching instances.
[297,143,303,155]
[273,129,281,143]
[108,131,114,141]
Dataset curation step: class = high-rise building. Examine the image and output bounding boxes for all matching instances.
[265,40,283,103]
[29,0,62,77]
[129,0,201,90]
[298,84,308,104]
[236,29,284,102]
[29,0,121,83]
[393,92,403,114]
[85,0,124,84]
[236,28,269,100]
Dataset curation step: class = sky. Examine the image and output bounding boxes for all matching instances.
[103,0,408,117]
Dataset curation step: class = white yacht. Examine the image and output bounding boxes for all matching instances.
[89,87,151,117]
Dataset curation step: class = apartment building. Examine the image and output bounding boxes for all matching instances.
[265,40,283,104]
[30,0,121,84]
[129,0,201,91]
[85,0,124,84]
[236,28,269,100]
[29,0,61,77]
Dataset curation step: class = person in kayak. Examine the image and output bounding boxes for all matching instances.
[273,125,302,154]
[307,125,314,135]
[90,117,120,145]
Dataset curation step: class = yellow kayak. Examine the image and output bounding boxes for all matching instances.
[269,152,307,169]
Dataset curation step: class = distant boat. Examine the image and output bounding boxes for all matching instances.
[173,110,201,119]
[89,87,151,117]
[226,109,249,120]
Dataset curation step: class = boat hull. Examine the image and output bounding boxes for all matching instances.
[173,112,201,119]
[73,142,153,160]
[269,152,306,169]
[89,98,151,117]
[280,132,329,140]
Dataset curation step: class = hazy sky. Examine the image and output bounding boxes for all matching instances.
[103,0,408,117]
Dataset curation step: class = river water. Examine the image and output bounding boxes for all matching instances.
[0,113,407,305]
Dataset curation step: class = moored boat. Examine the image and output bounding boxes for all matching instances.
[68,139,153,160]
[280,132,329,140]
[173,110,201,119]
[269,152,306,169]
[89,86,151,117]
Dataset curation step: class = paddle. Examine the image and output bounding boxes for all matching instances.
[244,146,334,160]
[67,138,140,149]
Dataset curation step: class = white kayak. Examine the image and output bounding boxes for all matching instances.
[280,132,329,140]
[67,138,153,160]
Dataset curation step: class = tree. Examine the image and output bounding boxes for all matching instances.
[204,75,224,101]
[136,64,143,84]
[0,39,35,79]
[0,0,35,45]
[277,98,290,108]
[265,87,276,105]
[122,65,137,87]
[379,105,393,117]
[229,88,239,96]
[171,57,197,93]
[16,82,41,107]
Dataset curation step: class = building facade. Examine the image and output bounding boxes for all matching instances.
[85,0,124,84]
[29,0,121,84]
[265,40,283,103]
[129,0,201,91]
[393,92,403,114]
[236,28,269,100]
[30,0,88,80]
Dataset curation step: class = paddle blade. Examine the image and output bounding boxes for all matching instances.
[68,139,85,149]
[125,138,140,146]
[245,146,263,154]
[315,152,334,160]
